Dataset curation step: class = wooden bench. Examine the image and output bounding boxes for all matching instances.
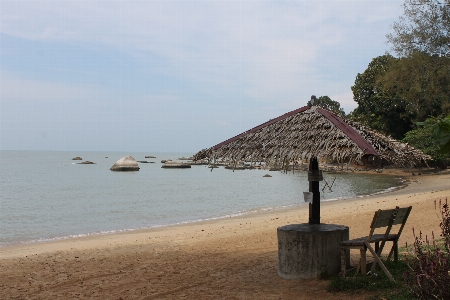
[340,206,412,282]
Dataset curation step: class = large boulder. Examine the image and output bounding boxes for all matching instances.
[110,156,140,171]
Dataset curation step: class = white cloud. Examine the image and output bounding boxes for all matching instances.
[0,0,404,150]
[0,1,402,70]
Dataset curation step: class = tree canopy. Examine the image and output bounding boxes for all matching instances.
[350,55,413,139]
[376,52,450,121]
[307,96,346,117]
[386,0,450,57]
[433,114,450,154]
[350,52,449,140]
[403,115,450,167]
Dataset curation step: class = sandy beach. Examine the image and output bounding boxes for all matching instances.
[1,169,449,299]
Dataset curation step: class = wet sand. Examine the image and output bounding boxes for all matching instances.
[1,170,449,299]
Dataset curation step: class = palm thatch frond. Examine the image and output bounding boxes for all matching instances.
[193,106,431,167]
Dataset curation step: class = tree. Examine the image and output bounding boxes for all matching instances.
[350,53,450,139]
[307,96,346,116]
[376,52,450,122]
[386,0,450,57]
[350,55,413,139]
[433,114,450,154]
[350,0,450,140]
[403,115,450,168]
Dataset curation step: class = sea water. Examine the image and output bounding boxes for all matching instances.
[0,151,404,247]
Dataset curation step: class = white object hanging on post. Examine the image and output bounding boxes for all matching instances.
[303,192,313,203]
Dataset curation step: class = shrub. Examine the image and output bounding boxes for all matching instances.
[403,116,450,169]
[438,199,450,253]
[404,198,450,299]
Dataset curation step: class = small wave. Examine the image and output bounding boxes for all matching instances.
[321,177,407,202]
[1,179,406,248]
[0,204,307,248]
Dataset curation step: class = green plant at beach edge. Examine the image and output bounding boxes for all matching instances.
[403,199,450,299]
[327,260,413,299]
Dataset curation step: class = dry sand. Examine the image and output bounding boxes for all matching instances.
[1,169,449,299]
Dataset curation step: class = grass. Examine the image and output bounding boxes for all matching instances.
[327,259,416,299]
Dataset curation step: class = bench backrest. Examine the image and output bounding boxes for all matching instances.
[371,208,397,229]
[392,206,412,226]
[368,206,412,242]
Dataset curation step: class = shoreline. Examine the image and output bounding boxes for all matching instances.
[2,155,407,250]
[1,169,447,258]
[1,170,407,252]
[2,169,449,299]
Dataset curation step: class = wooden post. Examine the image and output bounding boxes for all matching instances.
[309,157,321,225]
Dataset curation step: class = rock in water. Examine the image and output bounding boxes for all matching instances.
[110,156,140,171]
[161,161,191,168]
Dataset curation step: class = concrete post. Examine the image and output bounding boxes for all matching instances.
[278,223,349,279]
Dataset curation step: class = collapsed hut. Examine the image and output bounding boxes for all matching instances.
[193,105,430,168]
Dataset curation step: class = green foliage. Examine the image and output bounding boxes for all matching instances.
[404,232,450,299]
[403,116,450,168]
[350,0,450,141]
[350,55,413,139]
[351,54,450,140]
[403,199,450,299]
[433,115,450,154]
[328,260,412,299]
[307,96,346,117]
[376,53,450,123]
[386,0,450,57]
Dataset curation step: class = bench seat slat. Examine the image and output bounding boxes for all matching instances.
[340,234,397,246]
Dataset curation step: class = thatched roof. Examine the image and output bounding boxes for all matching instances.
[193,105,431,167]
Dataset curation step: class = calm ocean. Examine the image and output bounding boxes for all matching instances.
[0,150,404,247]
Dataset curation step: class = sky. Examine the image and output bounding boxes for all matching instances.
[0,0,404,153]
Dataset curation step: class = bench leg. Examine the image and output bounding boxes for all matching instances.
[360,248,367,276]
[340,248,347,277]
[365,241,395,282]
[387,241,399,261]
[394,243,398,261]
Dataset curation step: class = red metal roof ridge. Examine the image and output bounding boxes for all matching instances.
[317,107,379,156]
[213,106,310,149]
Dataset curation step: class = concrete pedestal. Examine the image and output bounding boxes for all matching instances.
[277,223,349,279]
